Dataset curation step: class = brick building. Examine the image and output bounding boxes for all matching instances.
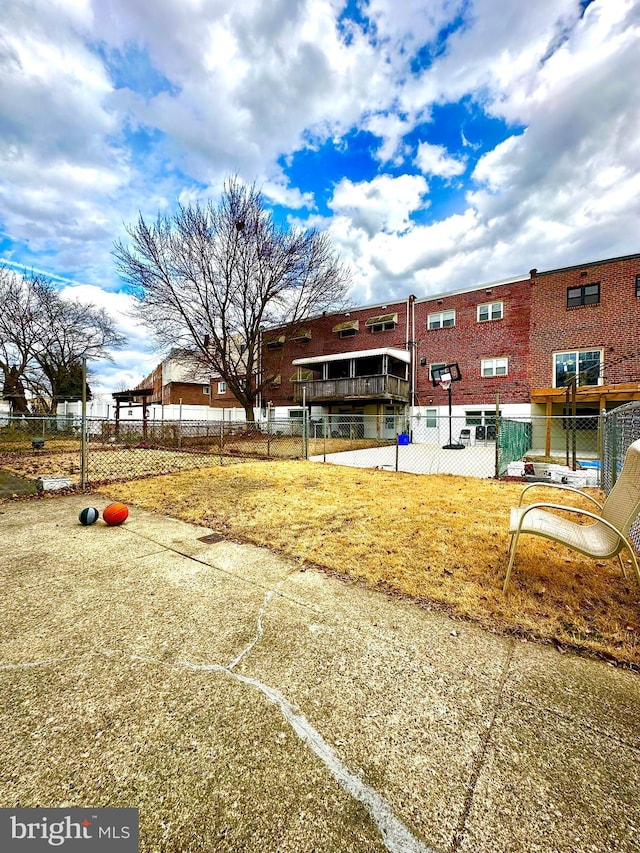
[133,253,640,438]
[136,351,241,409]
[529,255,640,410]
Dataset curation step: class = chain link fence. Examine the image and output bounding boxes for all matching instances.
[601,402,640,493]
[308,413,602,480]
[0,408,623,488]
[600,402,640,554]
[0,415,306,488]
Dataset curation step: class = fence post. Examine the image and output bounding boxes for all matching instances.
[80,358,88,489]
[302,388,308,459]
[303,405,309,459]
[494,392,500,478]
[267,410,271,458]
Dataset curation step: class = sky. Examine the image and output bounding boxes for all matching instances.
[1,0,639,396]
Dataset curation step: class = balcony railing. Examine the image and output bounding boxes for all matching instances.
[292,374,410,403]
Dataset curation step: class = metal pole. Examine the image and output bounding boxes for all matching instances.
[80,358,88,489]
[302,388,308,459]
[323,417,327,462]
[267,403,271,457]
[571,379,577,470]
[565,383,570,467]
[494,392,500,478]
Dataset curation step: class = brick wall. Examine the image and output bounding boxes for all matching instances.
[530,256,640,389]
[414,279,531,406]
[264,299,411,407]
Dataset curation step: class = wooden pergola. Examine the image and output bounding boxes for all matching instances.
[112,388,154,440]
[530,382,640,457]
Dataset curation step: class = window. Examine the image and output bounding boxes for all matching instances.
[636,275,640,297]
[217,381,226,394]
[332,319,359,338]
[366,312,398,333]
[429,363,447,383]
[465,409,500,439]
[567,282,600,307]
[266,335,285,350]
[481,358,508,377]
[384,406,395,430]
[554,349,602,387]
[477,301,503,322]
[428,310,455,329]
[202,385,210,395]
[424,408,437,428]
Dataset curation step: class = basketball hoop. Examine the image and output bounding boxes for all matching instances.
[430,364,466,450]
[439,372,452,392]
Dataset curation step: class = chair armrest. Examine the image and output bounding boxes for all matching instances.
[517,481,603,509]
[514,503,625,543]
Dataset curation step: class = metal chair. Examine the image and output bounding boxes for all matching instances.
[504,439,640,592]
[458,428,472,445]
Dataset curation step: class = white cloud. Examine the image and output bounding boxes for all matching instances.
[57,283,158,395]
[1,0,639,391]
[329,174,429,237]
[415,141,465,178]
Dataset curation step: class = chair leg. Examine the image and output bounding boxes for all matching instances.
[617,554,627,578]
[504,532,520,593]
[625,544,640,587]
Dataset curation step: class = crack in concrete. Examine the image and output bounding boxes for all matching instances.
[143,653,436,853]
[226,579,288,671]
[449,641,515,853]
[0,657,68,670]
[4,535,437,851]
[139,577,437,853]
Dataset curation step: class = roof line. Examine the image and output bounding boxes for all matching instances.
[534,252,640,277]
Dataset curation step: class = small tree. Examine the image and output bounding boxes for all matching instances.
[114,176,351,421]
[0,266,125,413]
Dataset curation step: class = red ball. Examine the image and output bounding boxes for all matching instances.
[103,502,129,526]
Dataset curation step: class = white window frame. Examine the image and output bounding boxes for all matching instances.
[481,357,508,377]
[553,349,603,388]
[477,301,503,322]
[424,408,437,428]
[217,381,226,394]
[427,310,455,330]
[202,385,210,395]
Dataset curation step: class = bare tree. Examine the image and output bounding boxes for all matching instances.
[0,266,126,414]
[114,176,351,421]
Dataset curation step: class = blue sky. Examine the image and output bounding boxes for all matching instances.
[1,0,638,396]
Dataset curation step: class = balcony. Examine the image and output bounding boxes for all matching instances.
[293,373,410,403]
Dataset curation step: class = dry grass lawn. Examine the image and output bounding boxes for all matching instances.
[100,460,640,667]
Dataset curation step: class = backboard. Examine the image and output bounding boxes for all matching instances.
[431,362,462,388]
